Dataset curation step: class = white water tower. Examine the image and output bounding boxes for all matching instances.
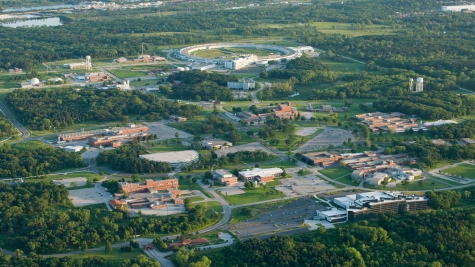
[408,78,414,91]
[85,55,92,71]
[415,77,423,92]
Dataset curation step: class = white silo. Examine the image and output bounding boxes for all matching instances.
[416,77,423,92]
[85,55,92,71]
[408,78,414,91]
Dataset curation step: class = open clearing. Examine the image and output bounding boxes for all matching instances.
[69,184,112,207]
[295,127,354,153]
[319,166,352,179]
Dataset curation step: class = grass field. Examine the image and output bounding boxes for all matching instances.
[319,166,352,179]
[230,199,295,223]
[72,247,144,264]
[142,139,189,152]
[191,47,282,59]
[334,175,359,186]
[309,22,395,37]
[220,187,285,205]
[187,196,205,203]
[259,160,298,168]
[11,140,50,150]
[428,175,464,186]
[27,172,103,183]
[108,69,148,79]
[179,178,214,198]
[364,178,450,191]
[442,163,475,179]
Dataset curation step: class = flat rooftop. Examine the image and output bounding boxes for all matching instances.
[140,150,199,164]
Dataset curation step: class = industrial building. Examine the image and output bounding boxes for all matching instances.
[200,139,232,150]
[191,64,216,71]
[139,150,199,168]
[118,179,179,194]
[301,152,342,167]
[86,72,110,82]
[212,169,238,186]
[62,146,84,153]
[441,5,475,12]
[227,80,256,90]
[316,191,428,223]
[354,112,424,133]
[238,168,283,183]
[59,124,148,147]
[272,102,299,120]
[63,62,92,69]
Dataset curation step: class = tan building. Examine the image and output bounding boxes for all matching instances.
[272,102,299,120]
[213,169,238,186]
[302,152,342,167]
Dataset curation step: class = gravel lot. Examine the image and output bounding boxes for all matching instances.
[215,142,274,157]
[144,121,193,140]
[295,127,354,153]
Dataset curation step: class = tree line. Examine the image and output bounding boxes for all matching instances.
[0,143,85,178]
[6,88,202,130]
[0,116,16,139]
[96,142,171,173]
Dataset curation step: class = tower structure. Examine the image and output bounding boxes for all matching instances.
[408,78,414,91]
[85,56,92,71]
[415,77,423,92]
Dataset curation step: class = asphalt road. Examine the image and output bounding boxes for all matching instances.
[0,101,29,138]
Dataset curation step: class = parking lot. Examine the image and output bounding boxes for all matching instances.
[295,127,319,136]
[226,198,315,239]
[69,183,113,208]
[215,142,274,157]
[274,167,336,196]
[295,127,354,153]
[144,121,193,140]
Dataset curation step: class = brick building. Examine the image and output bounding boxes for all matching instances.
[119,179,179,194]
[302,152,342,167]
[238,168,283,183]
[272,102,299,120]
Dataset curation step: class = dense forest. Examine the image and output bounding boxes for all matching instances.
[208,191,475,267]
[0,181,217,254]
[164,70,237,101]
[5,88,201,129]
[0,116,16,139]
[225,150,273,163]
[0,143,85,178]
[430,120,475,139]
[96,142,171,173]
[373,92,475,120]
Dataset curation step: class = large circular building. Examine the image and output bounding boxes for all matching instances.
[140,150,199,168]
[174,43,314,70]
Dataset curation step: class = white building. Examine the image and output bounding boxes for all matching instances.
[238,168,283,182]
[227,81,256,90]
[423,120,457,127]
[191,64,216,71]
[139,150,199,168]
[224,55,258,70]
[368,172,388,186]
[212,169,238,186]
[315,208,347,223]
[200,139,232,150]
[63,146,83,153]
[63,62,92,69]
[441,5,475,12]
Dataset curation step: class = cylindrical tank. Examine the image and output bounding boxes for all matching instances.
[86,56,91,60]
[177,67,185,71]
[409,78,413,82]
[417,77,423,83]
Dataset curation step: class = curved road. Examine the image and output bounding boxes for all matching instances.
[0,101,29,138]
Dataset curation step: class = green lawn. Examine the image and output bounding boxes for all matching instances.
[179,178,214,198]
[259,160,298,168]
[26,172,103,183]
[186,196,205,203]
[335,175,359,186]
[364,178,450,191]
[191,47,282,59]
[220,187,285,205]
[319,166,352,179]
[428,175,464,186]
[108,69,148,79]
[308,22,395,37]
[71,247,144,264]
[316,175,346,188]
[11,140,50,150]
[442,163,475,179]
[190,201,223,214]
[142,140,189,152]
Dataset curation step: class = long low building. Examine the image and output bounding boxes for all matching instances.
[119,179,179,194]
[238,168,283,183]
[139,150,199,168]
[302,152,342,167]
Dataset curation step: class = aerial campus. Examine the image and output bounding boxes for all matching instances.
[1,1,475,267]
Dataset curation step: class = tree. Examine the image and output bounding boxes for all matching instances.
[105,241,112,253]
[247,130,254,136]
[176,247,195,267]
[81,241,88,253]
[175,132,179,139]
[401,179,409,191]
[189,256,212,267]
[244,180,255,189]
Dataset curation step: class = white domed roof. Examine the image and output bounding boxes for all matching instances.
[30,78,40,85]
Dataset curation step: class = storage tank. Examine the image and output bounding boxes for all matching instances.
[177,67,185,71]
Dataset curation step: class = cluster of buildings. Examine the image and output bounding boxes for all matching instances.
[200,139,233,150]
[8,67,22,73]
[175,43,314,70]
[238,102,299,123]
[211,167,283,186]
[316,191,427,223]
[114,55,165,63]
[110,179,183,210]
[303,151,421,185]
[63,62,92,69]
[354,112,458,133]
[58,124,149,147]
